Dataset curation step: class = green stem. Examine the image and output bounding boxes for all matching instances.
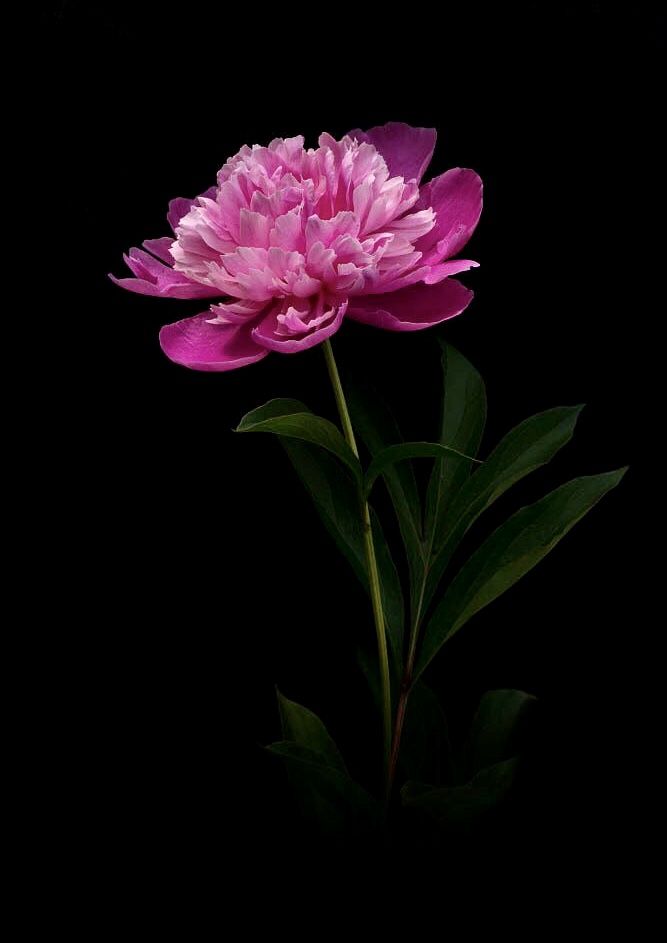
[387,555,430,793]
[322,340,393,782]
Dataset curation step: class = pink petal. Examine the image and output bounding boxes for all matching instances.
[347,279,473,332]
[415,168,483,264]
[142,237,174,263]
[252,298,347,353]
[159,314,269,372]
[376,257,480,294]
[167,187,217,232]
[207,298,268,324]
[108,248,221,299]
[348,122,436,183]
[423,259,479,282]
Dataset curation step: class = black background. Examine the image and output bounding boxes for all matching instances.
[39,0,659,923]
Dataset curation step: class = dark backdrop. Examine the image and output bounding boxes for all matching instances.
[40,0,658,924]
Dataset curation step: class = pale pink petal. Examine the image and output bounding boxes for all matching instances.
[415,168,483,263]
[239,208,272,248]
[348,122,436,182]
[252,298,347,353]
[167,187,217,232]
[207,299,268,325]
[347,279,472,332]
[159,314,268,372]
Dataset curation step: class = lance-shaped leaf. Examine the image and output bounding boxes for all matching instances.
[364,441,481,500]
[266,741,381,833]
[236,398,362,483]
[422,405,585,613]
[424,342,487,550]
[398,681,452,786]
[345,377,426,610]
[415,468,627,682]
[401,758,520,829]
[277,690,347,773]
[281,441,404,676]
[468,689,537,776]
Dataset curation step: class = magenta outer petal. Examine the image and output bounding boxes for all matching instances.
[159,314,269,372]
[347,279,473,332]
[416,168,483,264]
[167,198,196,232]
[142,236,174,263]
[108,273,220,300]
[252,300,347,353]
[368,259,479,295]
[109,247,221,299]
[424,259,479,282]
[348,122,436,183]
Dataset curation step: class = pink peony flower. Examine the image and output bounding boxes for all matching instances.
[110,123,482,371]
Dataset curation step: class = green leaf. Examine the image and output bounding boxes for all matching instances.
[266,741,381,833]
[401,758,520,829]
[415,468,627,682]
[236,398,362,483]
[398,681,452,785]
[281,441,404,677]
[468,689,537,776]
[345,377,426,613]
[422,405,586,614]
[277,691,347,773]
[425,342,487,550]
[364,441,481,500]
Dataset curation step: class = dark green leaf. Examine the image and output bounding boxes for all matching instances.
[398,681,452,785]
[422,405,586,613]
[415,468,627,681]
[236,398,362,482]
[281,441,404,676]
[425,342,487,550]
[277,691,347,773]
[364,441,481,500]
[468,689,537,776]
[401,758,519,828]
[266,741,381,833]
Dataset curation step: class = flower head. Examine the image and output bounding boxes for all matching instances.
[110,123,482,370]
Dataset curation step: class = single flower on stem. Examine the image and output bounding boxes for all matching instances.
[110,123,482,370]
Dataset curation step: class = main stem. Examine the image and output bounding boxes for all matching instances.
[387,554,430,792]
[322,340,393,782]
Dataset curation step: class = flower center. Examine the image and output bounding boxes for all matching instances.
[169,133,435,305]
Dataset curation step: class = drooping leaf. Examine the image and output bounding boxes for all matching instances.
[266,741,381,833]
[236,398,362,483]
[364,441,481,500]
[281,440,404,676]
[398,681,452,786]
[468,689,537,776]
[401,758,520,829]
[424,342,487,550]
[415,468,627,682]
[277,691,347,773]
[422,405,586,613]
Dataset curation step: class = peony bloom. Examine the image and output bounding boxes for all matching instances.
[110,123,482,371]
